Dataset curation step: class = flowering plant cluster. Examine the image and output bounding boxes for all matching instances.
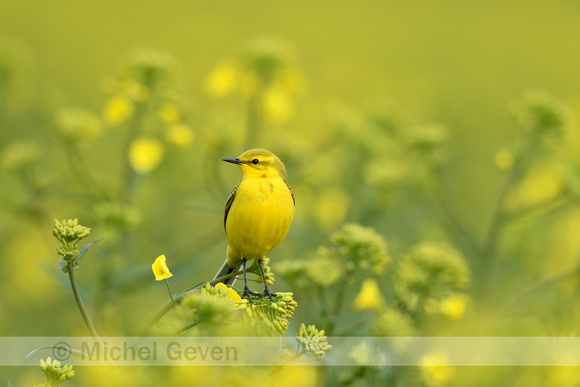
[2,36,577,387]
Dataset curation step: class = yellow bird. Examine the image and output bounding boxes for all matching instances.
[214,148,295,300]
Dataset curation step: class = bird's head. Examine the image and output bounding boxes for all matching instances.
[223,148,288,180]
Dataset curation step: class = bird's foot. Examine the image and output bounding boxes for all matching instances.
[242,286,260,302]
[261,288,275,302]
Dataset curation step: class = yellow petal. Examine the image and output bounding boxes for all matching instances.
[439,295,468,320]
[205,60,239,98]
[103,96,133,126]
[159,103,180,125]
[352,278,383,311]
[215,282,227,291]
[215,282,242,303]
[167,124,194,148]
[227,288,242,303]
[420,352,454,383]
[259,88,293,125]
[152,255,173,281]
[494,149,514,171]
[128,137,164,174]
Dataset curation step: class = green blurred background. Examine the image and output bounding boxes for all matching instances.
[2,0,580,385]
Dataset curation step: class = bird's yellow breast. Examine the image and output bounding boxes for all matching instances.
[225,177,294,266]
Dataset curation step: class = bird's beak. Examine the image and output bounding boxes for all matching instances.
[223,157,242,165]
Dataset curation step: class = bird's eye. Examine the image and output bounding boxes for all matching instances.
[252,159,259,165]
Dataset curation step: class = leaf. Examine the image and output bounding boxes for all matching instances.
[59,260,69,273]
[76,236,106,263]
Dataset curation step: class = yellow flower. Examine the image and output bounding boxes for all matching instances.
[420,352,454,384]
[352,278,384,312]
[439,294,468,320]
[128,137,164,174]
[0,141,41,172]
[81,366,155,386]
[55,109,101,142]
[152,255,173,281]
[159,103,180,125]
[103,95,133,126]
[169,366,216,386]
[547,365,580,387]
[504,163,562,212]
[8,232,60,306]
[260,88,293,125]
[214,282,242,303]
[272,366,318,387]
[166,124,194,148]
[124,80,149,101]
[306,254,342,288]
[205,60,239,98]
[494,149,515,171]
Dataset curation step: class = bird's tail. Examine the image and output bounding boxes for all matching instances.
[213,259,241,286]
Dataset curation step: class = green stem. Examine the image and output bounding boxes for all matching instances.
[504,193,569,223]
[477,163,523,300]
[68,270,99,338]
[177,318,201,333]
[164,279,174,301]
[204,149,231,205]
[317,286,331,323]
[209,269,244,288]
[143,269,243,334]
[485,264,580,330]
[433,189,482,256]
[283,349,307,364]
[336,320,367,336]
[66,143,110,201]
[120,101,146,204]
[327,270,354,335]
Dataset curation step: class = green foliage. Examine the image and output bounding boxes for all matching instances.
[235,291,298,336]
[53,109,101,144]
[277,224,390,291]
[125,50,176,92]
[34,357,75,387]
[295,323,332,360]
[1,16,580,386]
[0,141,42,172]
[180,288,240,335]
[53,218,91,267]
[396,241,470,314]
[511,90,571,165]
[370,308,416,338]
[331,223,391,275]
[513,90,569,141]
[248,256,275,285]
[241,37,295,84]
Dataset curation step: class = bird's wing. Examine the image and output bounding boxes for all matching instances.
[286,182,295,206]
[224,181,241,229]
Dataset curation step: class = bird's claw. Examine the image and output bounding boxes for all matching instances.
[242,286,260,303]
[261,288,275,302]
